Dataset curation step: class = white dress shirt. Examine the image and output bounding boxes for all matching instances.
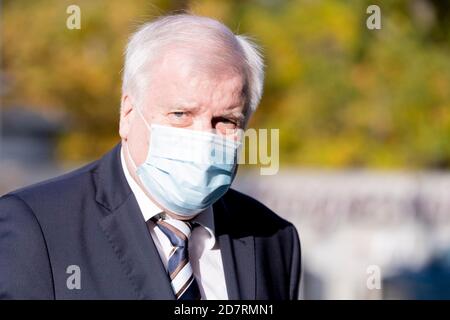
[120,148,228,300]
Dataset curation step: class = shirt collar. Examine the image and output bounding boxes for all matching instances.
[121,147,163,221]
[191,206,216,249]
[120,146,216,249]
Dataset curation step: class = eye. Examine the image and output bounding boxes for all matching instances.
[223,118,236,124]
[169,111,189,120]
[168,111,192,127]
[217,117,237,125]
[173,111,186,118]
[213,117,241,135]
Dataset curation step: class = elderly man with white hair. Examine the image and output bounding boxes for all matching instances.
[0,14,301,300]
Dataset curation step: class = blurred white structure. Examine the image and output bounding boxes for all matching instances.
[233,169,450,299]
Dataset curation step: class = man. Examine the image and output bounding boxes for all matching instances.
[0,14,301,300]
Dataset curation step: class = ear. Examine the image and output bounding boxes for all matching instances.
[119,94,135,140]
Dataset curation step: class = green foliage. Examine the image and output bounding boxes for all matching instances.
[2,0,450,168]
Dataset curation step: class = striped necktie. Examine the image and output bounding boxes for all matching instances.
[149,215,201,300]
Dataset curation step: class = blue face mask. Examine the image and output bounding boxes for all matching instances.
[127,108,241,217]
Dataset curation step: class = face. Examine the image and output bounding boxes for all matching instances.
[119,50,248,167]
[119,50,247,218]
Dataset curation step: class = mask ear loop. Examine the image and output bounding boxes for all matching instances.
[125,142,139,172]
[135,105,152,131]
[125,105,153,172]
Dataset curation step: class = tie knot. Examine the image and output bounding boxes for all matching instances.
[152,216,194,248]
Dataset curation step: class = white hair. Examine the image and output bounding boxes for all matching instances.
[121,14,264,119]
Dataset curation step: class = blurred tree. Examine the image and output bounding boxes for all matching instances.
[2,0,450,169]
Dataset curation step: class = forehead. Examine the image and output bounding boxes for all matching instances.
[147,50,247,110]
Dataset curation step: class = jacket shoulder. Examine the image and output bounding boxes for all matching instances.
[0,194,55,299]
[3,160,99,206]
[220,188,295,234]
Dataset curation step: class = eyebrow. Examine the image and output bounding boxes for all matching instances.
[168,104,201,112]
[168,103,246,123]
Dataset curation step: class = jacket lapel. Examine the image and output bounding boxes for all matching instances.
[214,197,256,300]
[95,144,175,300]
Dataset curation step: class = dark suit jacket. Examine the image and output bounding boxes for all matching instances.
[0,144,301,299]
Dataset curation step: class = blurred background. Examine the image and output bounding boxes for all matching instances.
[1,0,450,299]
